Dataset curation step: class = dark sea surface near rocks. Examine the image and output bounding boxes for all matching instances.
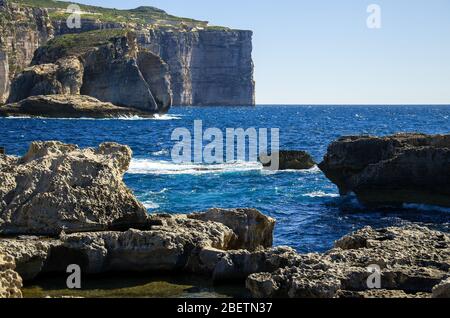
[1,106,449,253]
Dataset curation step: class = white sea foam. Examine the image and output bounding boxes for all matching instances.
[2,114,182,121]
[142,201,160,209]
[151,149,169,156]
[303,191,340,198]
[152,114,182,121]
[261,165,322,175]
[128,159,263,175]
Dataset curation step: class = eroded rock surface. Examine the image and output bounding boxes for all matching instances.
[189,208,275,251]
[0,253,22,298]
[247,225,450,298]
[0,141,148,235]
[0,209,276,281]
[319,133,450,207]
[6,56,83,103]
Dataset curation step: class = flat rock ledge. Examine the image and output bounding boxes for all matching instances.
[246,225,449,298]
[319,133,450,207]
[0,95,154,118]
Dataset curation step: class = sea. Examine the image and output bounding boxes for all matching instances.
[1,105,449,253]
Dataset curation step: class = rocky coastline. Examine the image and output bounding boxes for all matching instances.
[0,138,449,298]
[0,0,255,110]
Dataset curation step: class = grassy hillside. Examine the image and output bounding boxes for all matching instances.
[13,0,209,26]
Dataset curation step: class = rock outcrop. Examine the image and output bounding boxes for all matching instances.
[189,208,275,251]
[0,0,54,103]
[247,225,450,298]
[0,141,149,235]
[7,30,172,113]
[260,151,316,170]
[6,56,83,102]
[0,253,22,298]
[0,94,154,118]
[0,209,276,281]
[319,133,450,207]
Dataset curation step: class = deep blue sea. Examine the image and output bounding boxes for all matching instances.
[1,106,449,253]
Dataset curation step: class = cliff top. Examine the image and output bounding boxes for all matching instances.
[12,0,233,30]
[37,28,131,56]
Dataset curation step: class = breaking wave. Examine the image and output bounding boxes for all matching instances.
[303,191,340,198]
[128,159,263,175]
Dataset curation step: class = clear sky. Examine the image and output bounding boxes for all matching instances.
[62,0,450,105]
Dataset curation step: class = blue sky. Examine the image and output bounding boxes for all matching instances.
[63,0,450,104]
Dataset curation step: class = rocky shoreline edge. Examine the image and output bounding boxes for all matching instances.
[1,137,449,298]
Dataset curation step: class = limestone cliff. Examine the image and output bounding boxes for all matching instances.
[138,28,255,106]
[56,24,255,106]
[0,0,54,103]
[1,0,255,107]
[8,29,172,113]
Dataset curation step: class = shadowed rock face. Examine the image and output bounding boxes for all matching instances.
[0,141,149,235]
[319,133,450,207]
[0,95,154,118]
[7,31,172,114]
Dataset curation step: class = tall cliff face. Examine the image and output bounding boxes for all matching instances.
[0,0,54,103]
[8,30,172,113]
[137,29,255,106]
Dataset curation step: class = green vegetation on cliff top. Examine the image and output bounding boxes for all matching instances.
[13,0,209,26]
[42,29,129,55]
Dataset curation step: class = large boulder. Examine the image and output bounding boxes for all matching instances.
[260,150,316,171]
[319,133,450,207]
[188,208,275,251]
[247,225,450,298]
[6,56,83,103]
[0,95,154,118]
[0,253,22,298]
[0,141,149,235]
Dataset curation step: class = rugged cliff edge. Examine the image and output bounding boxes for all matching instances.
[0,0,255,107]
[319,133,450,208]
